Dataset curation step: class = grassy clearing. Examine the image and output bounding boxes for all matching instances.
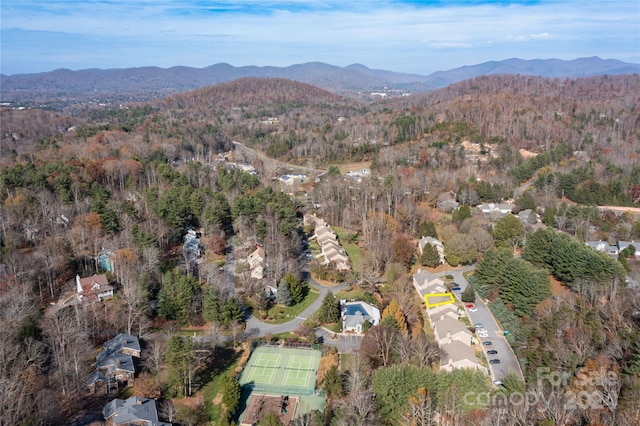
[263,286,320,324]
[334,287,376,305]
[332,226,362,274]
[201,347,243,423]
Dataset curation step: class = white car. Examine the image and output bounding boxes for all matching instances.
[477,331,489,337]
[469,308,478,312]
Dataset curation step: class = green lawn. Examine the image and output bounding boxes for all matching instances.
[332,226,362,274]
[201,353,242,423]
[334,287,377,305]
[263,286,320,324]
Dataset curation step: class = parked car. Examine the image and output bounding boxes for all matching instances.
[465,303,475,308]
[493,380,503,386]
[469,308,478,312]
[452,286,462,291]
[482,341,493,346]
[477,331,489,337]
[474,323,484,329]
[489,359,501,364]
[487,350,498,355]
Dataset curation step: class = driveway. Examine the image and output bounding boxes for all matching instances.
[315,327,363,353]
[432,267,524,382]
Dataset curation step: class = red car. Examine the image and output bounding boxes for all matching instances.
[465,304,475,308]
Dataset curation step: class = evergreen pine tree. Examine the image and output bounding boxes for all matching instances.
[284,272,304,304]
[461,286,476,303]
[420,243,441,267]
[417,221,438,238]
[319,292,340,323]
[276,279,293,306]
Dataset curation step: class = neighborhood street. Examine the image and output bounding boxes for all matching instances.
[443,268,524,382]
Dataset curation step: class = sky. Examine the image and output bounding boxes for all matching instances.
[1,0,639,76]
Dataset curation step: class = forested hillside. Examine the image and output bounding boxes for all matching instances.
[1,74,639,425]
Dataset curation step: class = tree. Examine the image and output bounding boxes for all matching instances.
[460,286,476,303]
[333,354,378,426]
[372,365,435,424]
[259,413,284,426]
[452,205,472,223]
[254,287,271,315]
[402,387,437,426]
[166,335,195,396]
[221,374,241,422]
[382,300,408,335]
[391,233,415,269]
[360,325,400,367]
[420,243,441,268]
[492,214,524,251]
[283,272,304,304]
[443,233,477,266]
[159,400,177,423]
[417,221,437,239]
[322,365,343,397]
[318,292,340,324]
[276,278,293,306]
[158,269,201,325]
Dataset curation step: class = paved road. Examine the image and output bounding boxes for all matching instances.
[433,267,524,382]
[245,278,349,337]
[232,140,326,175]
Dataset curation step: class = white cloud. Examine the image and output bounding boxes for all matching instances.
[505,32,556,42]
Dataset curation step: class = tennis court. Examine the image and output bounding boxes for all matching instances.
[238,346,321,395]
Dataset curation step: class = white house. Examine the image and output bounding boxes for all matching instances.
[341,300,381,334]
[278,174,307,186]
[77,274,113,302]
[417,236,445,264]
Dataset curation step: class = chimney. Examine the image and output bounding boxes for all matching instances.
[76,275,83,294]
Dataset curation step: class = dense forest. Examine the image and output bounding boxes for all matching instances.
[1,74,639,425]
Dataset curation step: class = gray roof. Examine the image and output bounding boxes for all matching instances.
[345,311,372,329]
[98,333,140,359]
[103,396,171,425]
[94,334,140,377]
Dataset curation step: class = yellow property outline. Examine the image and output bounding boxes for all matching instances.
[423,293,455,308]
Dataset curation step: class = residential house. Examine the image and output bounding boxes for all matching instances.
[278,174,307,186]
[585,240,619,256]
[432,316,472,346]
[477,203,516,220]
[440,341,486,373]
[183,229,203,261]
[517,209,540,225]
[341,300,381,334]
[586,240,640,259]
[247,246,266,279]
[427,304,460,322]
[618,241,640,260]
[89,333,140,393]
[345,168,371,183]
[77,273,113,302]
[417,236,445,264]
[306,214,351,272]
[436,195,459,213]
[103,396,171,426]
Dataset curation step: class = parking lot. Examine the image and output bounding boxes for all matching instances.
[315,328,363,353]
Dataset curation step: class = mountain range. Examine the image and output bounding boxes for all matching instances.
[1,56,638,106]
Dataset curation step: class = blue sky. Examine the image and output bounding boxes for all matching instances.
[1,0,638,75]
